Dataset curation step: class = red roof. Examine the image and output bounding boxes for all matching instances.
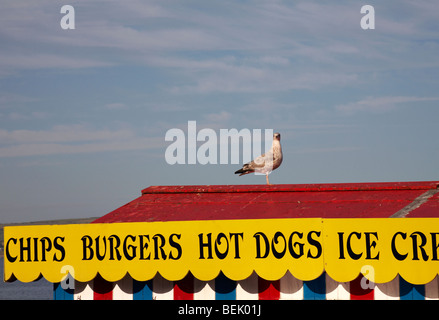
[93,181,439,223]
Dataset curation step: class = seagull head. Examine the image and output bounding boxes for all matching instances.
[274,132,281,141]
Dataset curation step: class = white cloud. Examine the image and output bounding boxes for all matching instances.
[294,146,363,155]
[0,124,163,157]
[0,139,161,158]
[167,57,359,94]
[0,53,113,72]
[0,124,132,144]
[1,1,438,93]
[0,111,50,121]
[203,111,231,123]
[335,96,439,115]
[104,103,129,110]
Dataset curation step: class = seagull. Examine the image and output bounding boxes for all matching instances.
[234,132,283,185]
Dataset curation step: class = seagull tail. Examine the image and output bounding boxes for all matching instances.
[235,168,253,176]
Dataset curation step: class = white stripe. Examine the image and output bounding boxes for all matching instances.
[279,271,303,300]
[326,274,350,300]
[74,280,94,300]
[70,273,439,300]
[113,275,133,300]
[194,279,216,300]
[374,276,400,300]
[425,276,439,300]
[391,188,439,218]
[153,273,174,300]
[236,272,259,300]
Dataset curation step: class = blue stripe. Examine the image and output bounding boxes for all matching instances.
[303,273,326,300]
[400,277,425,300]
[53,282,74,300]
[215,272,236,300]
[133,280,153,300]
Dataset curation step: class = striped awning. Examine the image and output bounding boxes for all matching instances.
[54,271,438,300]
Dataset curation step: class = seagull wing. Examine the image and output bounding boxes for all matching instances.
[234,152,267,176]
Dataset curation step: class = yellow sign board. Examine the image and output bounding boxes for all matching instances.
[324,218,439,284]
[4,218,439,284]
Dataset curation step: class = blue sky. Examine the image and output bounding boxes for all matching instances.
[1,1,438,223]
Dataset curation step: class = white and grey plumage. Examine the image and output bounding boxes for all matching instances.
[234,132,283,185]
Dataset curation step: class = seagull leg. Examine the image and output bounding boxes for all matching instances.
[266,174,270,185]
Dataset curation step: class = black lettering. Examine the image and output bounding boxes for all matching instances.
[347,232,362,260]
[410,231,429,261]
[198,233,213,259]
[96,236,107,261]
[272,232,287,259]
[19,237,32,262]
[53,236,65,262]
[123,235,137,260]
[139,235,151,260]
[6,238,17,263]
[169,234,182,260]
[33,238,39,261]
[431,233,439,261]
[254,232,269,259]
[229,233,243,259]
[391,232,407,261]
[215,233,229,259]
[153,234,167,260]
[307,231,322,259]
[81,235,94,260]
[288,232,304,258]
[338,232,345,259]
[108,235,121,261]
[40,237,52,262]
[365,232,379,260]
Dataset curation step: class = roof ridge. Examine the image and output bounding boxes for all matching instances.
[141,181,439,195]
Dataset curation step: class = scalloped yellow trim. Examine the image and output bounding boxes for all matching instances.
[4,218,439,285]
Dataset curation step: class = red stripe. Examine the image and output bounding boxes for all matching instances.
[258,278,280,300]
[93,274,113,300]
[350,275,374,300]
[174,273,194,300]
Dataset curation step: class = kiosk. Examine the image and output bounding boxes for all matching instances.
[4,181,439,300]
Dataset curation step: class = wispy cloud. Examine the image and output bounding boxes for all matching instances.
[0,53,113,71]
[166,57,359,94]
[293,146,363,155]
[0,124,132,143]
[103,103,129,111]
[0,124,162,158]
[2,1,438,93]
[335,96,439,115]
